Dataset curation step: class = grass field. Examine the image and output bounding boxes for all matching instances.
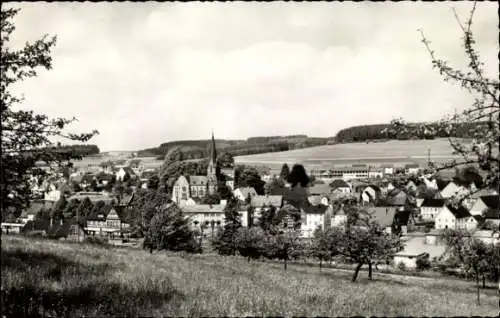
[235,138,461,168]
[2,235,498,317]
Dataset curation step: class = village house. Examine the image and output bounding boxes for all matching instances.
[368,168,384,179]
[307,195,330,206]
[300,204,333,238]
[361,185,381,205]
[233,187,258,202]
[420,198,446,222]
[439,181,474,199]
[469,195,499,216]
[250,195,283,223]
[435,204,479,231]
[308,183,333,196]
[472,230,500,245]
[1,222,26,234]
[379,181,396,195]
[331,207,347,228]
[394,234,447,269]
[85,208,130,239]
[405,163,420,175]
[330,179,351,194]
[381,164,395,176]
[116,167,136,182]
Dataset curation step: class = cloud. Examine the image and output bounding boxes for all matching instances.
[4,2,498,151]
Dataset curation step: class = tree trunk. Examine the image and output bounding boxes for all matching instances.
[476,274,480,305]
[284,258,287,271]
[482,275,485,289]
[247,255,250,262]
[368,262,373,280]
[352,263,363,282]
[319,259,322,271]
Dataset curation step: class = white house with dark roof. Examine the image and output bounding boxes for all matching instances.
[420,198,446,221]
[361,185,381,205]
[435,205,478,231]
[469,195,499,216]
[233,187,258,202]
[172,175,191,203]
[116,167,136,181]
[300,204,333,238]
[330,179,351,194]
[405,164,420,175]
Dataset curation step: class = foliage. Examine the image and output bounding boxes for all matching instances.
[257,205,280,232]
[327,206,403,282]
[279,163,290,182]
[264,178,287,195]
[217,181,233,200]
[145,202,201,253]
[262,229,303,270]
[416,254,431,271]
[127,188,171,229]
[1,8,98,220]
[212,198,242,255]
[310,228,332,268]
[217,152,234,168]
[287,164,310,188]
[200,193,221,205]
[235,227,265,261]
[384,2,499,192]
[75,197,93,224]
[234,165,265,195]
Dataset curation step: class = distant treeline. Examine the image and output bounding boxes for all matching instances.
[334,122,486,143]
[137,135,331,159]
[52,144,100,157]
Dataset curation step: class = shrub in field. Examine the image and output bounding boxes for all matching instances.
[416,254,431,271]
[235,227,265,261]
[146,202,201,253]
[84,236,108,245]
[397,262,407,272]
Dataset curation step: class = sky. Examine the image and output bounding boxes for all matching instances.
[5,2,499,152]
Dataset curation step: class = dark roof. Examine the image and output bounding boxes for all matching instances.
[421,198,446,207]
[302,203,330,214]
[405,164,419,168]
[480,195,499,209]
[368,207,397,227]
[387,191,407,206]
[308,184,332,195]
[251,195,283,208]
[484,208,500,219]
[365,185,381,192]
[437,180,450,191]
[446,205,471,219]
[330,179,350,189]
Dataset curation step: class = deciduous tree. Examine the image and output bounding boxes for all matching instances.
[212,197,242,255]
[1,8,97,221]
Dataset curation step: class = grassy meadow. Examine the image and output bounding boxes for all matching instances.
[2,235,499,317]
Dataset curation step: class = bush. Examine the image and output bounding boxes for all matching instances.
[397,262,407,271]
[84,236,108,245]
[416,255,431,271]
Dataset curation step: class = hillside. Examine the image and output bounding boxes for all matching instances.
[137,135,332,160]
[235,138,461,168]
[2,236,498,316]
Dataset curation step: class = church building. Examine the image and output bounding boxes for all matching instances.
[172,132,219,203]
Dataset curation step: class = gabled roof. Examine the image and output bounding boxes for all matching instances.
[308,184,332,195]
[235,187,257,197]
[364,185,381,193]
[368,207,397,227]
[446,205,471,219]
[302,203,330,215]
[421,198,446,208]
[387,191,407,206]
[189,175,208,186]
[480,195,499,210]
[484,208,500,219]
[307,195,324,206]
[437,180,450,191]
[181,204,225,213]
[330,179,350,189]
[251,195,283,208]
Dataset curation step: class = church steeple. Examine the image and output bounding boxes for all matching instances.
[209,130,217,165]
[207,130,218,195]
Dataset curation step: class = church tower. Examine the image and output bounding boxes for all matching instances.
[207,131,218,194]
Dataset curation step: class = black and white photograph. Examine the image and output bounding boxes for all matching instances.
[1,1,499,317]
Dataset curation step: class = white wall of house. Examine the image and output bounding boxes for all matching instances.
[394,254,421,269]
[421,206,443,221]
[301,213,324,238]
[233,188,257,201]
[332,214,347,227]
[44,189,61,202]
[469,198,488,216]
[456,216,478,231]
[435,207,456,229]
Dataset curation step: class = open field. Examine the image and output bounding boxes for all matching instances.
[2,235,498,317]
[235,138,461,168]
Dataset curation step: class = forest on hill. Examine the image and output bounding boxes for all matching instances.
[334,121,486,143]
[137,135,331,159]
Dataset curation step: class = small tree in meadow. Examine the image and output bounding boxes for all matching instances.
[235,227,265,262]
[263,228,303,270]
[311,227,331,270]
[212,197,242,255]
[328,206,403,282]
[146,202,201,253]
